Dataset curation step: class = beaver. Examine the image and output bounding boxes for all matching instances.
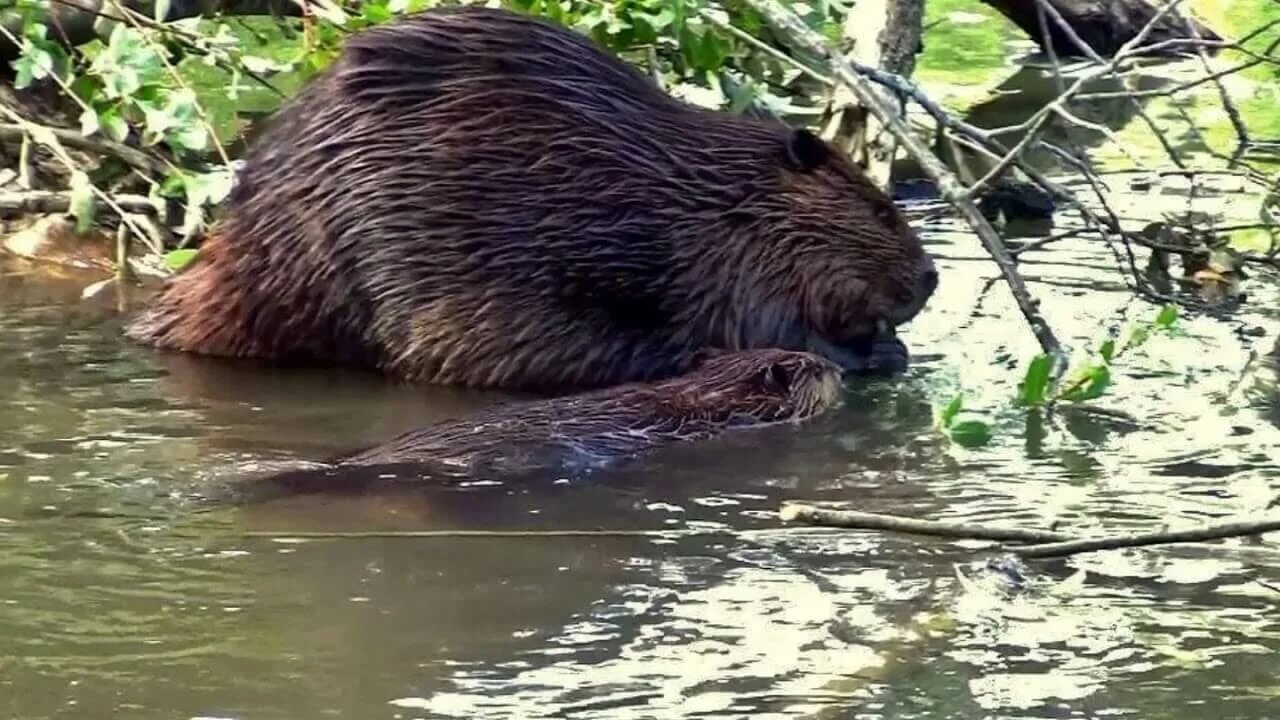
[126,6,937,391]
[239,349,842,498]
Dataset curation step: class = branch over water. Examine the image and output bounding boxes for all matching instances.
[781,504,1280,559]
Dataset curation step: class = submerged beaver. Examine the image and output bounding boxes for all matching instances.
[240,350,841,498]
[127,7,936,390]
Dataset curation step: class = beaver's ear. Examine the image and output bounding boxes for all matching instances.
[764,362,793,392]
[783,129,829,172]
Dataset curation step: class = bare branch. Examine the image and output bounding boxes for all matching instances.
[1015,516,1280,558]
[780,504,1072,543]
[0,188,156,215]
[0,123,169,176]
[781,504,1280,560]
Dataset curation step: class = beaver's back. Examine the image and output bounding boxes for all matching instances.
[127,7,935,390]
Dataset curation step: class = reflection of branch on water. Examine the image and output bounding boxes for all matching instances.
[781,503,1280,560]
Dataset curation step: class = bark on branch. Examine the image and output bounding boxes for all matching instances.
[781,504,1280,560]
[0,188,156,215]
[0,123,169,175]
[779,504,1072,543]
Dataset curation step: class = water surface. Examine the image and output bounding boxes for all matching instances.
[4,10,1280,715]
[3,183,1279,718]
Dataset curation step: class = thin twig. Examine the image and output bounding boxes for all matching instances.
[782,503,1280,560]
[779,505,1072,543]
[243,529,676,539]
[0,189,156,215]
[0,124,168,175]
[1014,516,1280,558]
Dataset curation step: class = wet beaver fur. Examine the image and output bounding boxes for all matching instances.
[127,6,937,391]
[240,349,841,498]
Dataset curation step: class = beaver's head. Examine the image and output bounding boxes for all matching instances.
[662,349,843,425]
[683,128,937,376]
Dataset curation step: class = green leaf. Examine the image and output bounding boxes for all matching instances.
[308,0,349,25]
[1018,353,1054,406]
[169,124,209,153]
[163,248,199,272]
[1127,324,1151,350]
[99,107,130,143]
[1099,339,1116,364]
[650,7,677,29]
[938,394,963,428]
[1155,303,1178,329]
[68,171,96,234]
[1058,364,1112,403]
[176,168,235,235]
[184,168,235,206]
[13,54,36,89]
[949,419,993,448]
[362,1,392,24]
[13,44,53,90]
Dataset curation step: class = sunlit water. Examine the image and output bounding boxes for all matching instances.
[5,18,1280,715]
[3,187,1278,718]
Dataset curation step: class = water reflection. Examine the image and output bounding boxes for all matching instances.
[3,148,1280,720]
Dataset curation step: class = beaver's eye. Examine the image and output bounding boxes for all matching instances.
[765,363,792,391]
[783,129,829,173]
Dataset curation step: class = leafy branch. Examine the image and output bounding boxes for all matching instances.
[936,304,1180,448]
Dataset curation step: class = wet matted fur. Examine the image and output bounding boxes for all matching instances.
[128,6,937,390]
[241,349,842,497]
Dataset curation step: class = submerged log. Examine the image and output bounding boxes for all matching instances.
[979,0,1221,58]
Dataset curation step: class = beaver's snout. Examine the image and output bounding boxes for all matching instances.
[887,254,938,327]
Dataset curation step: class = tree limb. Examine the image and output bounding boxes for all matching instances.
[780,504,1073,543]
[782,503,1280,560]
[0,188,156,215]
[0,123,169,176]
[1013,516,1280,558]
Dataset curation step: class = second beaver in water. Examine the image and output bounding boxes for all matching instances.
[126,6,936,391]
[239,350,841,499]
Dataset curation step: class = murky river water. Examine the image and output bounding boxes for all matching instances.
[3,190,1278,718]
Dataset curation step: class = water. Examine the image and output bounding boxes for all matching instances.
[3,186,1279,718]
[4,4,1280,714]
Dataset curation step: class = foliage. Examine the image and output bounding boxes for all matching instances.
[937,305,1181,448]
[4,0,860,240]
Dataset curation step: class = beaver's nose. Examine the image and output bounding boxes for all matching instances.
[919,256,939,298]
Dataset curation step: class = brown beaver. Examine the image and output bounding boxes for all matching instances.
[238,349,841,498]
[126,6,936,391]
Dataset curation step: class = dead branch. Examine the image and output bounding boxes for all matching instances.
[0,188,155,215]
[1015,516,1280,558]
[781,503,1280,560]
[0,123,168,176]
[779,504,1072,543]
